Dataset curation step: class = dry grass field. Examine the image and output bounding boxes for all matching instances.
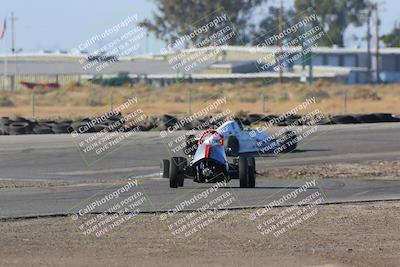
[0,81,400,120]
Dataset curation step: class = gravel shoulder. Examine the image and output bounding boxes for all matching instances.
[1,201,399,267]
[259,160,400,180]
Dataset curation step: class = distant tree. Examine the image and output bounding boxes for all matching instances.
[382,23,400,47]
[139,0,264,49]
[294,0,368,47]
[251,6,297,45]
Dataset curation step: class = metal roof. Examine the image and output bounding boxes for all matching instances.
[0,60,175,76]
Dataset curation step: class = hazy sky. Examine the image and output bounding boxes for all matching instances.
[0,0,398,54]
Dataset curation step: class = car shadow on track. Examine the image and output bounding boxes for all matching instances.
[241,149,331,157]
[175,186,320,190]
[289,149,331,153]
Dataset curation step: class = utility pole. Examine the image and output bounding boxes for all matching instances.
[374,3,381,84]
[9,12,17,91]
[2,16,8,90]
[32,89,36,118]
[308,51,313,85]
[277,0,284,84]
[145,33,149,54]
[10,12,16,54]
[109,88,113,111]
[366,8,372,84]
[187,74,192,115]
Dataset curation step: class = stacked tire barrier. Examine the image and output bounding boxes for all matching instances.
[0,113,399,135]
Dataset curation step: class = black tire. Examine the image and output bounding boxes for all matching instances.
[169,157,180,188]
[354,114,380,123]
[248,157,255,167]
[52,123,70,134]
[248,157,256,175]
[316,117,335,125]
[159,114,178,128]
[181,122,194,130]
[248,164,255,188]
[375,113,400,122]
[0,125,9,135]
[33,126,54,134]
[261,115,278,123]
[161,159,170,178]
[177,157,186,187]
[37,120,56,127]
[9,122,29,135]
[245,157,256,188]
[70,121,85,132]
[247,114,263,124]
[93,124,108,132]
[160,114,177,124]
[224,136,239,157]
[10,116,28,123]
[285,114,302,126]
[280,131,297,153]
[105,119,123,132]
[0,117,11,126]
[239,156,248,188]
[185,134,198,156]
[331,115,360,124]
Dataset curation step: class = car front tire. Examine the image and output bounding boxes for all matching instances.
[161,159,170,178]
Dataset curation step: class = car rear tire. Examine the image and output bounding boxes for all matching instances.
[161,159,170,178]
[279,131,297,153]
[247,160,255,188]
[248,157,256,175]
[169,157,180,188]
[248,157,255,169]
[177,157,186,187]
[224,136,239,157]
[239,156,248,188]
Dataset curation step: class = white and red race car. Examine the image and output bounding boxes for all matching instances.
[161,120,297,188]
[184,119,297,157]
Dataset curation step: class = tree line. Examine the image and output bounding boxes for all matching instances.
[139,0,399,48]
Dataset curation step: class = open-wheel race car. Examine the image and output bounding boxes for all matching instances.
[185,119,298,157]
[162,130,256,188]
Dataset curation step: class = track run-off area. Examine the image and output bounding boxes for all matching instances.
[0,123,399,219]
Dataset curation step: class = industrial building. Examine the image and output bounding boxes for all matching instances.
[0,45,399,90]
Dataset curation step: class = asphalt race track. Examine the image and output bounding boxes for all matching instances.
[0,123,399,219]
